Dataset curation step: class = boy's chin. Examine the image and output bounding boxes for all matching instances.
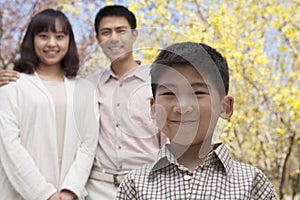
[170,137,213,149]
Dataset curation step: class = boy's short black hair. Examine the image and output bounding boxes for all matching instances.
[150,42,229,98]
[94,5,137,36]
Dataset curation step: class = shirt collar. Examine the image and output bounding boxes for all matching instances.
[150,142,233,175]
[102,60,148,83]
[207,143,233,174]
[151,144,177,172]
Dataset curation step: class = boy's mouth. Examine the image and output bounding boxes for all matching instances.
[171,120,197,125]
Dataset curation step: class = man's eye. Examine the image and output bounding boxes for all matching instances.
[100,31,110,36]
[118,29,126,34]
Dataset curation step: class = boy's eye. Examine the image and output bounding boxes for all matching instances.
[161,92,175,96]
[193,91,207,95]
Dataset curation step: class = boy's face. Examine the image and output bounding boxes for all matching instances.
[96,16,137,62]
[151,65,233,147]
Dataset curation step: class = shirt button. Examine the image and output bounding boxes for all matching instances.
[184,175,191,181]
[119,84,123,87]
[116,124,119,127]
[117,103,120,107]
[118,145,121,150]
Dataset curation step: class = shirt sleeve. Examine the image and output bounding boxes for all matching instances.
[60,79,99,199]
[251,169,279,200]
[0,83,57,200]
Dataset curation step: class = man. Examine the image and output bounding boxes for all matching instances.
[85,5,166,199]
[0,69,19,86]
[0,5,166,200]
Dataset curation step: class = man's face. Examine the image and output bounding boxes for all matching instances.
[96,16,137,62]
[151,65,223,147]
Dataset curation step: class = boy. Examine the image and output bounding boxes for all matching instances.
[116,42,278,199]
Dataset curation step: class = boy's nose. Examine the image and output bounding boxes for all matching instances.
[173,104,193,114]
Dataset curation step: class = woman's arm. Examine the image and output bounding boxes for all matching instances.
[60,78,99,199]
[0,82,57,200]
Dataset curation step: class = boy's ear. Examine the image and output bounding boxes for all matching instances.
[220,95,234,119]
[150,97,155,119]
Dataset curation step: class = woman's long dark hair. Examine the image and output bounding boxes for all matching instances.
[14,9,79,78]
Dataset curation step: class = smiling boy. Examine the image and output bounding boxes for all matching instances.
[116,42,278,199]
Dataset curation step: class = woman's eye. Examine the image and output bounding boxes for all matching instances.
[56,34,65,40]
[38,34,48,39]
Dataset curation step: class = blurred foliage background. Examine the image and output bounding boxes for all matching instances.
[1,0,299,199]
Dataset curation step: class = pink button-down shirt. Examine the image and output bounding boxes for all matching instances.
[88,64,166,171]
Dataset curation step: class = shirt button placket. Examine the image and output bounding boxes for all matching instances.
[183,173,192,199]
[184,175,192,181]
[191,168,204,199]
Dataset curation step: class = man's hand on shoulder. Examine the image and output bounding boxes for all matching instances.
[0,69,20,86]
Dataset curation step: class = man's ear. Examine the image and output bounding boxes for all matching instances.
[132,29,138,41]
[96,34,101,45]
[220,95,234,119]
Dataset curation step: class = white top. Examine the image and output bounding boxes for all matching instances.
[0,73,99,200]
[43,80,66,171]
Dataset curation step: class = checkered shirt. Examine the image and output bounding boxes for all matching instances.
[116,143,278,200]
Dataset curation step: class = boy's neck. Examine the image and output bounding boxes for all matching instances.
[111,53,139,78]
[170,142,213,171]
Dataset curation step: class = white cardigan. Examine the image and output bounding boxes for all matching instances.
[0,73,99,200]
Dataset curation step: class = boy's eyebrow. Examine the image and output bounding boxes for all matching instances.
[158,82,208,89]
[157,83,176,89]
[191,82,208,88]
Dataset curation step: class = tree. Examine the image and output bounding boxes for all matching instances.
[1,0,299,199]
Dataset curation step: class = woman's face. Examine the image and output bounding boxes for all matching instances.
[34,19,69,69]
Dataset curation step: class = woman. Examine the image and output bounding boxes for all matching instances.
[0,9,98,200]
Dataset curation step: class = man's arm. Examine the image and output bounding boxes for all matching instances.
[0,69,20,86]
